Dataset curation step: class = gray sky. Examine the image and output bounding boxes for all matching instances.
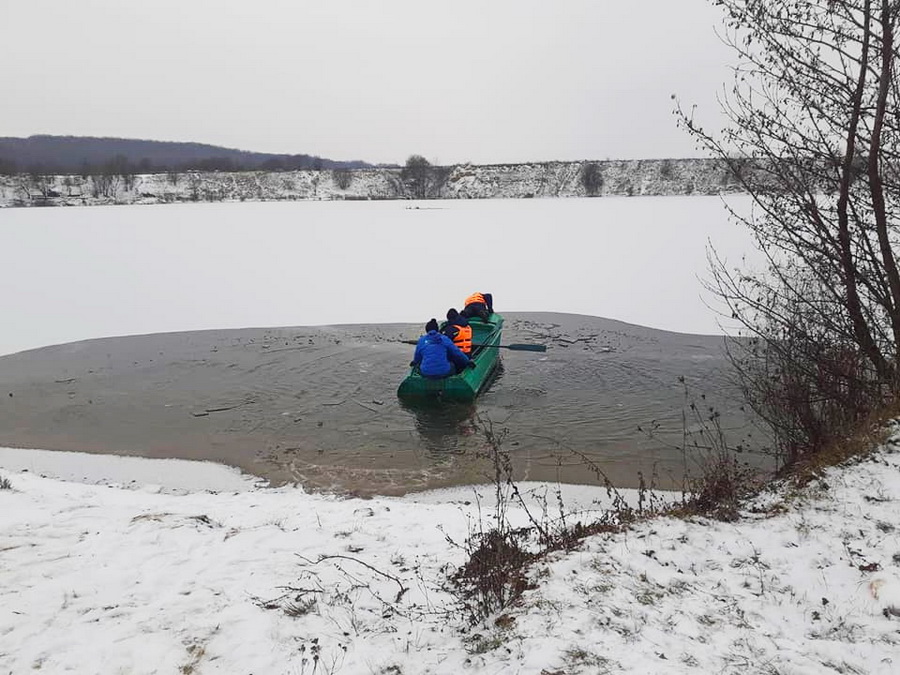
[1,0,733,166]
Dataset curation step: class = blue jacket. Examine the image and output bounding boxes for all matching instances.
[412,330,470,378]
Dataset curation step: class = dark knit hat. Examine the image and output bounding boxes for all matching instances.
[446,308,459,321]
[425,318,439,333]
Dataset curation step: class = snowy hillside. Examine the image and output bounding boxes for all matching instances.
[0,158,742,208]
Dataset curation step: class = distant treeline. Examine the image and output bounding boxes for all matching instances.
[0,135,377,176]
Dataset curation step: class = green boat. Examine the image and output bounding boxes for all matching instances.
[397,312,504,401]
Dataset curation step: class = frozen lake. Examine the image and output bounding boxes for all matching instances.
[0,197,758,357]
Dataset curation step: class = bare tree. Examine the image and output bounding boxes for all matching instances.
[581,162,603,196]
[91,173,118,199]
[676,1,900,464]
[332,168,353,190]
[400,154,449,199]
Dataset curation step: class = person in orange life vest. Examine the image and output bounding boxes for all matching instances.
[442,308,473,356]
[410,318,474,378]
[459,292,493,321]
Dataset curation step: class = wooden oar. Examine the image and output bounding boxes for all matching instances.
[399,340,546,352]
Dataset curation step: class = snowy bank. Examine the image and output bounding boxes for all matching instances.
[2,440,899,674]
[0,158,742,208]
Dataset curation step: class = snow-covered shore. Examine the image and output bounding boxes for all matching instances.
[2,439,899,674]
[0,158,741,208]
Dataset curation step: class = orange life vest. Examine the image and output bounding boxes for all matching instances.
[451,323,473,354]
[464,292,485,307]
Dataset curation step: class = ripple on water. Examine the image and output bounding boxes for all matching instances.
[0,313,767,496]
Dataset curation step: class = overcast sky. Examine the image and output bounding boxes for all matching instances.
[1,1,733,166]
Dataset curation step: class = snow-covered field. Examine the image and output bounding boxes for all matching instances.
[2,437,899,673]
[0,196,758,356]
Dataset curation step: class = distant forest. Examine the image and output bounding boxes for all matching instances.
[0,135,377,175]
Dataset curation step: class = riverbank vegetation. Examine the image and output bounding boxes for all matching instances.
[674,0,900,472]
[453,0,900,630]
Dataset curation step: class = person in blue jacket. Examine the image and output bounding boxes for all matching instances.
[410,318,475,378]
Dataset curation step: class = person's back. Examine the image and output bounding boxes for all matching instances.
[460,292,494,322]
[442,308,473,355]
[411,319,471,378]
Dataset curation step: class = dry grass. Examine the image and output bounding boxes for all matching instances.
[449,417,671,624]
[179,642,206,674]
[780,400,900,487]
[451,528,535,622]
[680,450,759,522]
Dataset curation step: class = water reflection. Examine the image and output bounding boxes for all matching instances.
[400,399,478,456]
[399,359,508,459]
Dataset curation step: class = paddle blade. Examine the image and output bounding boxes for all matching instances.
[505,343,547,352]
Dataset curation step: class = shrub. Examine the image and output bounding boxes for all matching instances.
[332,169,353,190]
[667,379,762,520]
[448,417,667,624]
[451,527,534,623]
[399,155,450,199]
[581,162,603,196]
[685,449,755,521]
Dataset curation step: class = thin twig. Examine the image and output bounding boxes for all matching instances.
[297,553,408,603]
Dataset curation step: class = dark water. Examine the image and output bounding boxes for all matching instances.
[0,312,766,496]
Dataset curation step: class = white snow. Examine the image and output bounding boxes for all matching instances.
[0,196,760,356]
[0,447,260,494]
[2,437,899,673]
